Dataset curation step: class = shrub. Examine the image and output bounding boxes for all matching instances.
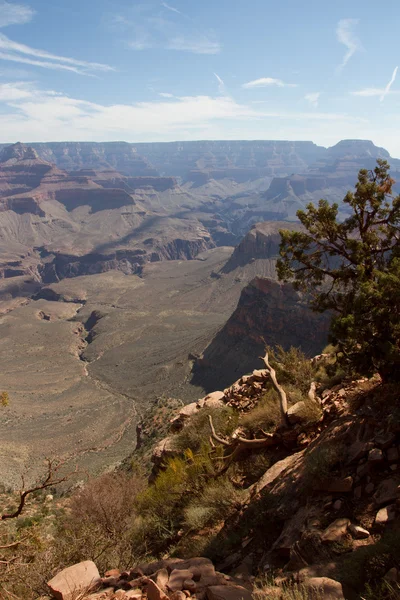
[174,406,238,452]
[241,388,281,434]
[184,478,243,531]
[267,345,314,395]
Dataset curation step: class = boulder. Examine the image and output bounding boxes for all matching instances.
[349,524,370,539]
[125,592,142,600]
[373,478,400,507]
[169,593,187,600]
[197,391,226,409]
[347,440,374,464]
[375,504,397,527]
[252,369,268,382]
[206,585,253,600]
[151,569,169,592]
[321,519,350,543]
[183,579,197,593]
[170,403,198,431]
[47,561,101,600]
[287,402,307,425]
[146,579,168,600]
[368,448,384,463]
[303,577,345,600]
[168,570,195,592]
[151,437,177,465]
[104,569,120,578]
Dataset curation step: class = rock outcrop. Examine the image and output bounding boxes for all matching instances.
[192,277,330,391]
[221,221,302,273]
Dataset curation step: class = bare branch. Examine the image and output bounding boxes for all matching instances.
[208,415,230,447]
[261,352,289,426]
[1,459,76,521]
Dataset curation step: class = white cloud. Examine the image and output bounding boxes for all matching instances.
[336,18,362,70]
[0,80,33,100]
[304,92,320,108]
[242,77,297,89]
[0,33,114,75]
[166,36,220,54]
[0,0,34,27]
[214,72,225,94]
[380,66,398,102]
[0,80,369,147]
[159,92,174,98]
[161,2,181,14]
[351,88,386,97]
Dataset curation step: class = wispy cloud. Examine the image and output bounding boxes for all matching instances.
[336,18,362,70]
[115,4,221,55]
[159,92,174,97]
[351,88,386,97]
[214,72,226,94]
[242,77,297,89]
[0,33,114,75]
[166,36,220,54]
[0,0,34,27]
[304,92,320,108]
[380,66,398,102]
[0,80,367,145]
[161,2,181,14]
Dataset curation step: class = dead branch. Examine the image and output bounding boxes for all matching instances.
[261,351,289,426]
[0,539,28,550]
[308,381,319,404]
[208,415,230,446]
[208,415,281,475]
[1,459,76,521]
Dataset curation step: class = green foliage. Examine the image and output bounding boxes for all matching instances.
[277,160,400,380]
[267,345,314,395]
[184,478,243,531]
[241,388,281,434]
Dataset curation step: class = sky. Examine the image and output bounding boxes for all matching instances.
[0,0,400,155]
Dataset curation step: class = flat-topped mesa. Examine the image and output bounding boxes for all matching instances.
[222,221,302,273]
[326,139,391,159]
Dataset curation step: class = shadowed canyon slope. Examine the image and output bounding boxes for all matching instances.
[0,138,397,485]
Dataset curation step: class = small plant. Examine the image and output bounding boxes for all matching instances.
[0,391,9,407]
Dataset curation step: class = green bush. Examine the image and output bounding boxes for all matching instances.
[241,388,281,434]
[174,406,238,452]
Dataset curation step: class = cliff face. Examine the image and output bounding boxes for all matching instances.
[222,221,302,273]
[37,234,215,283]
[26,142,159,177]
[191,277,330,391]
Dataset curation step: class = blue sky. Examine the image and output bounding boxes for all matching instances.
[0,0,400,155]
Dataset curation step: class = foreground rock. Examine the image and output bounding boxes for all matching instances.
[47,561,101,600]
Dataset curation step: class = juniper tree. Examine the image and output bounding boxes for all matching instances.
[277,159,400,381]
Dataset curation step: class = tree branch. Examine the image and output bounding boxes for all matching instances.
[261,352,289,426]
[1,459,76,521]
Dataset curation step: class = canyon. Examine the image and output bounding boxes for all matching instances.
[0,138,397,486]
